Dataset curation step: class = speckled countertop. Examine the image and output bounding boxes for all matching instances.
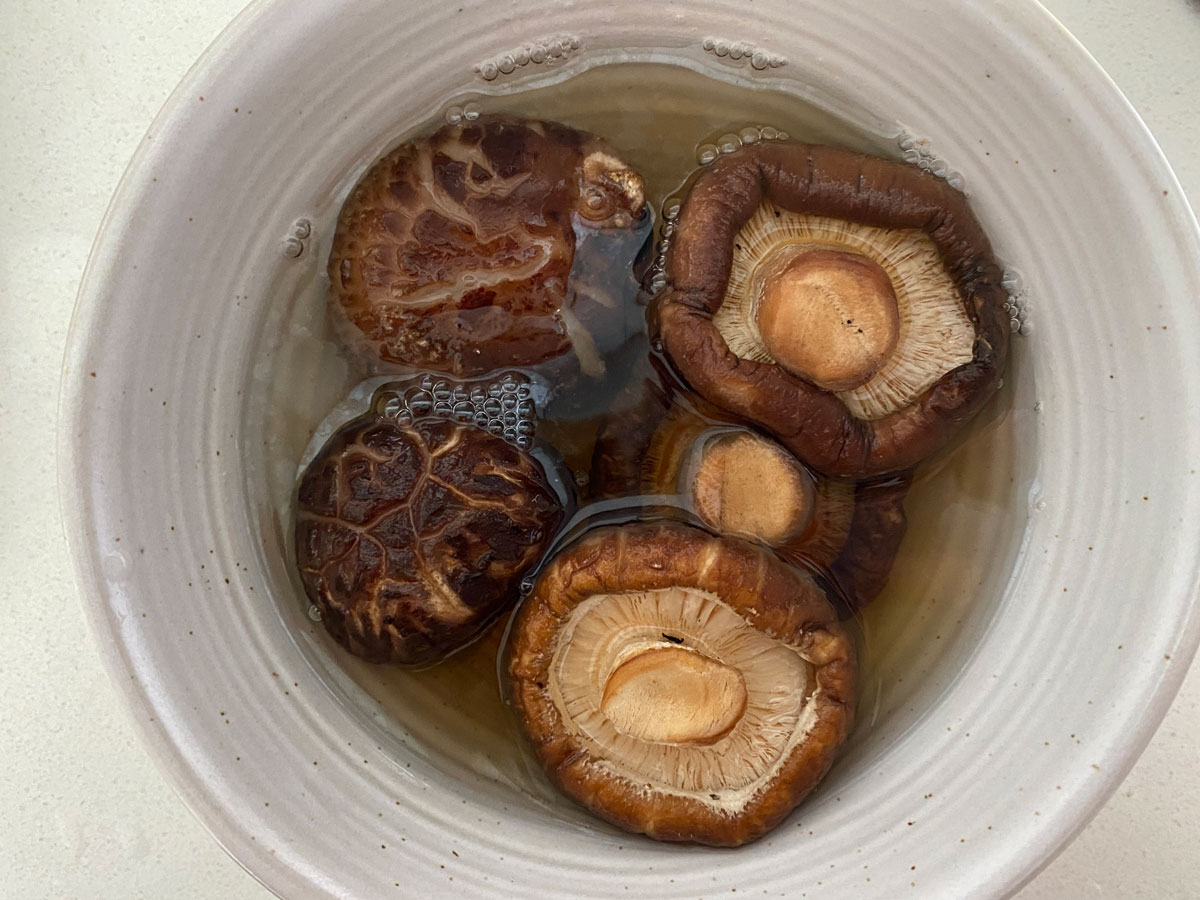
[1,1,1196,897]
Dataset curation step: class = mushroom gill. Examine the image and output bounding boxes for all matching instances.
[506,522,856,846]
[329,116,647,377]
[657,142,1009,477]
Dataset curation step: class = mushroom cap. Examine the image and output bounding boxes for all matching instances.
[656,142,1009,478]
[294,403,563,665]
[330,115,647,377]
[506,522,856,846]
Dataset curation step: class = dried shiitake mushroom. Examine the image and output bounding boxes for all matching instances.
[656,142,1009,477]
[591,389,909,612]
[295,378,564,665]
[506,522,856,846]
[330,115,647,377]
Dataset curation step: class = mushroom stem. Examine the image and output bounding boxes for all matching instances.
[601,645,748,745]
[689,431,815,543]
[755,246,899,391]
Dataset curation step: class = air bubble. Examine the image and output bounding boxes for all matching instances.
[382,396,404,418]
[483,398,503,416]
[418,375,434,391]
[499,55,516,74]
[487,383,504,398]
[776,131,789,141]
[502,412,518,427]
[453,402,474,422]
[697,144,719,165]
[717,133,741,154]
[291,218,312,239]
[516,435,533,450]
[516,399,535,417]
[751,51,769,70]
[1009,317,1021,333]
[281,237,304,258]
[903,149,923,165]
[728,44,744,60]
[760,126,779,141]
[487,420,505,436]
[407,392,434,417]
[529,45,547,63]
[501,397,517,413]
[713,40,729,57]
[394,409,413,426]
[663,200,681,221]
[517,384,531,400]
[307,605,323,622]
[1019,321,1034,336]
[519,578,535,595]
[517,419,536,435]
[739,127,761,144]
[445,106,464,125]
[463,103,480,121]
[434,401,453,417]
[514,48,530,66]
[470,387,487,404]
[1035,500,1048,512]
[479,62,499,81]
[650,274,667,293]
[473,412,490,429]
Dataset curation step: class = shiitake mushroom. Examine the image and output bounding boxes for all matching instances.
[505,522,856,847]
[294,376,565,665]
[656,142,1009,478]
[329,115,648,378]
[590,377,909,614]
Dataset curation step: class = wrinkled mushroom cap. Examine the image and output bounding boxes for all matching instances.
[295,397,563,665]
[657,142,1009,477]
[330,116,646,377]
[506,522,856,846]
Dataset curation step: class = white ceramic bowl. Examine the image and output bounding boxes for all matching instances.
[60,0,1200,897]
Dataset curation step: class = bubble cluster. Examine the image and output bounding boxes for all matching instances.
[281,217,313,259]
[1001,270,1033,336]
[701,37,786,70]
[475,35,581,81]
[898,133,966,191]
[696,124,789,167]
[444,102,481,125]
[378,372,537,449]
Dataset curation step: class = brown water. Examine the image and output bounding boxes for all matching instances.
[276,61,1021,815]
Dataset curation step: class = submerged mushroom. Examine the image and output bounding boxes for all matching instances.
[656,142,1009,477]
[506,522,856,846]
[591,387,909,612]
[294,377,564,665]
[330,115,648,377]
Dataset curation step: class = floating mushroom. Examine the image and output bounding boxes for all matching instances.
[656,142,1009,477]
[506,522,856,846]
[591,387,909,612]
[330,115,648,377]
[294,377,564,665]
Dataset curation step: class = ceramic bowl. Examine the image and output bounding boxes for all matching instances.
[60,0,1200,896]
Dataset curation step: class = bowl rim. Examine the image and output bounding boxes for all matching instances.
[58,0,1200,897]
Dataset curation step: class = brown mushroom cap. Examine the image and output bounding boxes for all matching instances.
[295,403,563,665]
[506,522,856,846]
[330,116,646,377]
[657,142,1009,478]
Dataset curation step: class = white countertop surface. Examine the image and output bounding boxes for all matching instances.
[2,1,1196,897]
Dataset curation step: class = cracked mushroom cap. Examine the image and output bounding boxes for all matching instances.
[506,522,856,846]
[330,115,647,377]
[294,386,564,665]
[591,389,909,612]
[656,142,1009,478]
